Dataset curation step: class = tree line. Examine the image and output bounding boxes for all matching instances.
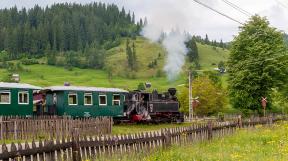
[193,34,228,49]
[0,3,142,61]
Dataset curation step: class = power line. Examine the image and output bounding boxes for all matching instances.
[221,0,252,17]
[275,0,288,10]
[192,0,244,25]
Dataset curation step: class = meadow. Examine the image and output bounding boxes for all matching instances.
[0,37,229,92]
[106,121,288,161]
[147,121,288,161]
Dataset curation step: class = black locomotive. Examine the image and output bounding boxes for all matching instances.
[117,88,184,123]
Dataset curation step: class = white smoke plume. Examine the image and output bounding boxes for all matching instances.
[141,25,188,81]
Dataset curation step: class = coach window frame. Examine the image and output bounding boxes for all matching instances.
[68,93,78,106]
[18,91,29,105]
[0,90,11,104]
[99,94,107,106]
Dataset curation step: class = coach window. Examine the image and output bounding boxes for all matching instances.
[18,91,29,104]
[113,94,121,106]
[68,93,78,105]
[0,91,10,104]
[99,94,107,106]
[84,93,93,106]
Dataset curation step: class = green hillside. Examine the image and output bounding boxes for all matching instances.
[197,43,230,71]
[106,37,166,78]
[0,37,230,90]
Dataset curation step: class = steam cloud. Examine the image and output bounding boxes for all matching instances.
[141,24,188,81]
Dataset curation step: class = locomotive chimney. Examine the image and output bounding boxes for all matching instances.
[168,88,176,96]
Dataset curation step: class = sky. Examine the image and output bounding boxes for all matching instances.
[0,0,287,41]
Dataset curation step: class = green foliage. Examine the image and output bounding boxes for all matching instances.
[1,73,13,82]
[185,37,199,65]
[126,39,137,71]
[0,50,9,61]
[193,35,228,49]
[178,76,226,116]
[21,58,39,65]
[137,82,146,91]
[148,59,158,68]
[228,15,288,113]
[0,3,142,56]
[218,61,226,73]
[2,62,24,72]
[203,71,222,86]
[284,34,288,47]
[47,52,57,66]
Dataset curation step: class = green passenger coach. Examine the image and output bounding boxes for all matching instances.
[43,86,128,117]
[0,82,41,116]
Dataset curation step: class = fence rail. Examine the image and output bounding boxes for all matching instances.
[0,115,285,161]
[0,116,112,140]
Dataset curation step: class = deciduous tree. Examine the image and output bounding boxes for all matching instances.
[228,15,288,114]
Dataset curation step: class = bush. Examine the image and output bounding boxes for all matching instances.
[178,76,227,116]
[21,58,39,65]
[137,83,146,91]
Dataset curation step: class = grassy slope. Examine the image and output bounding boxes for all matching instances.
[197,43,230,71]
[106,37,166,78]
[0,37,229,91]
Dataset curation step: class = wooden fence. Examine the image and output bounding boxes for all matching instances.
[0,116,112,140]
[0,116,285,161]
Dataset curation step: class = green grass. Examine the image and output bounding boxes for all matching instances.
[144,122,288,161]
[112,123,194,135]
[197,43,230,71]
[2,64,184,91]
[103,122,288,161]
[0,37,229,91]
[106,37,166,78]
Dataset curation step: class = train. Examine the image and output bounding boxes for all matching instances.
[0,82,184,123]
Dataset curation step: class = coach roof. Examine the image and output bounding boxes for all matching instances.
[0,82,42,90]
[43,86,128,93]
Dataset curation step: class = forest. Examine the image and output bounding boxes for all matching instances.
[0,3,144,69]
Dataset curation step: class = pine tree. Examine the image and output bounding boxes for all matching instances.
[205,34,209,45]
[132,42,136,69]
[220,39,224,49]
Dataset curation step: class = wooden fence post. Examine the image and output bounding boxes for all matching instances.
[14,120,17,140]
[72,128,81,161]
[207,121,213,140]
[162,129,171,148]
[268,116,273,125]
[0,116,2,140]
[237,115,242,128]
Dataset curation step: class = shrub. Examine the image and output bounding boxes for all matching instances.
[21,58,39,65]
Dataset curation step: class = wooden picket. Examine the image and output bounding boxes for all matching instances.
[0,116,112,141]
[0,115,285,161]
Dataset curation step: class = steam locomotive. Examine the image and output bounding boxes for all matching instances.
[0,82,184,123]
[119,88,184,123]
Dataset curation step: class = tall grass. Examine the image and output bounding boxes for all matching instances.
[95,121,288,161]
[145,121,288,161]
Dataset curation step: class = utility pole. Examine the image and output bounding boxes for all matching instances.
[188,71,193,122]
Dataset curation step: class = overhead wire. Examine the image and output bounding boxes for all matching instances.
[275,0,288,10]
[192,0,244,25]
[221,0,252,17]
